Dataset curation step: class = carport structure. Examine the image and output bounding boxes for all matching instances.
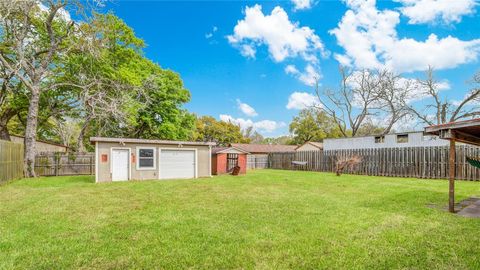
[425,118,480,213]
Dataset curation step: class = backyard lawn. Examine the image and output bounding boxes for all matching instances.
[1,170,480,269]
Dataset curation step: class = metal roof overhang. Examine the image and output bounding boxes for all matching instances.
[424,118,480,147]
[90,137,216,146]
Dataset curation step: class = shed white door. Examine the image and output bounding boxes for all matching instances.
[159,150,195,179]
[112,149,129,181]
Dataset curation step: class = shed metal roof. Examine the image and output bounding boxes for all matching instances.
[90,137,216,146]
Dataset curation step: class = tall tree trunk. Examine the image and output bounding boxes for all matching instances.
[0,125,10,141]
[76,117,91,153]
[0,109,17,141]
[0,114,12,141]
[24,88,40,177]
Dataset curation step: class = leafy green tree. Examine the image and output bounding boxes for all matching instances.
[242,126,264,144]
[59,13,148,151]
[0,78,27,140]
[62,14,195,150]
[261,136,295,145]
[126,66,195,140]
[356,121,386,136]
[193,116,249,146]
[289,108,342,144]
[0,1,83,175]
[0,2,198,174]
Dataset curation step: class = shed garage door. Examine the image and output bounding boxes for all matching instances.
[159,150,196,179]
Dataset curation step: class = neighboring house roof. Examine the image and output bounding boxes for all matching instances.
[230,143,297,153]
[10,135,68,149]
[295,141,323,150]
[323,130,427,141]
[90,137,216,146]
[212,146,250,154]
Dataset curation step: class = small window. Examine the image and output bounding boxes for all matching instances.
[375,136,385,143]
[396,134,409,143]
[137,147,156,170]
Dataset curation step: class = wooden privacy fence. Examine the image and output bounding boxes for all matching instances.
[247,154,269,169]
[34,153,95,176]
[0,140,24,183]
[268,145,480,181]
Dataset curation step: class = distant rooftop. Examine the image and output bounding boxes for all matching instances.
[10,134,68,148]
[296,141,323,150]
[230,143,297,153]
[323,130,427,141]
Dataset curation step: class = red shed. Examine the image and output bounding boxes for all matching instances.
[211,147,249,175]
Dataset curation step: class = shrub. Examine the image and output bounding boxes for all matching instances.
[335,155,362,176]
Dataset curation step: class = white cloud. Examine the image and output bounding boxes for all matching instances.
[236,99,258,117]
[394,77,450,103]
[366,114,419,132]
[284,64,321,86]
[240,44,256,58]
[331,0,480,73]
[285,64,299,74]
[396,0,477,24]
[39,3,71,21]
[255,120,287,133]
[451,90,480,106]
[346,70,451,106]
[286,91,320,110]
[228,5,325,63]
[298,64,321,86]
[219,114,286,133]
[205,26,218,39]
[436,80,451,91]
[220,114,253,129]
[292,0,313,11]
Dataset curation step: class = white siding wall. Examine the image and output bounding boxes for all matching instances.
[323,132,449,150]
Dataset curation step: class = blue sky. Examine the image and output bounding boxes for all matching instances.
[101,0,480,137]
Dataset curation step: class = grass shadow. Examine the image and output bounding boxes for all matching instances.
[4,175,95,188]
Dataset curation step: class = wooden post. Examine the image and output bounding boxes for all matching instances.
[55,154,59,176]
[449,132,456,213]
[90,155,93,175]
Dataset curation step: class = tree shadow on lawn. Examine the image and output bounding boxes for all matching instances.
[358,189,459,216]
[6,175,95,188]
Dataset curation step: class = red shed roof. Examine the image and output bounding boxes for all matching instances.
[212,146,250,154]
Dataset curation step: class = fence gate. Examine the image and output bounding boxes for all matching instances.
[227,153,238,172]
[0,140,24,183]
[35,153,95,176]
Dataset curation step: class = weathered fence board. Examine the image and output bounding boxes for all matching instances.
[0,140,24,183]
[34,153,95,176]
[247,154,269,169]
[268,146,480,181]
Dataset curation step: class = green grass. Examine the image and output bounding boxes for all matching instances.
[1,170,480,269]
